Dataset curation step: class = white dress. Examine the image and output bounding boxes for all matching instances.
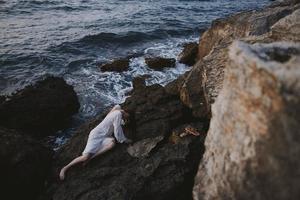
[82,105,128,155]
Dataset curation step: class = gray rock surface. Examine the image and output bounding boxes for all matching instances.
[127,136,164,158]
[193,41,300,200]
[270,9,300,41]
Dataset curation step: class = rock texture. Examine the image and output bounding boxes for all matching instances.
[41,78,209,200]
[0,77,80,138]
[0,127,53,200]
[193,41,300,200]
[197,2,297,60]
[127,135,164,158]
[270,8,300,41]
[100,58,130,72]
[168,1,300,118]
[178,42,198,66]
[145,57,176,70]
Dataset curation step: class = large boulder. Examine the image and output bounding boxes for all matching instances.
[145,57,176,70]
[0,127,53,200]
[193,41,300,200]
[41,78,209,200]
[178,42,198,66]
[0,77,80,138]
[100,58,130,72]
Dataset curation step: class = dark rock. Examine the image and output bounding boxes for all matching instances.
[0,77,80,138]
[178,42,198,66]
[0,127,53,200]
[164,72,187,96]
[100,58,130,72]
[132,76,147,91]
[42,79,209,200]
[126,75,150,96]
[145,57,176,70]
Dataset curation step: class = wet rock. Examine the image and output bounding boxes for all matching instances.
[132,76,148,91]
[178,42,198,66]
[100,58,130,72]
[145,57,176,70]
[0,127,53,200]
[0,77,80,138]
[193,41,300,200]
[127,135,164,158]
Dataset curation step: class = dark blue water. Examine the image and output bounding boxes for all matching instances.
[0,0,269,146]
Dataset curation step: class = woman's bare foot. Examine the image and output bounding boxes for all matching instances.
[59,167,66,181]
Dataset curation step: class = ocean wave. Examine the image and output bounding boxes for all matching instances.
[58,28,200,49]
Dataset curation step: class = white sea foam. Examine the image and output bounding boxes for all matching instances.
[64,36,196,120]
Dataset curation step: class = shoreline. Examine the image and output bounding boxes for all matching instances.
[1,1,299,200]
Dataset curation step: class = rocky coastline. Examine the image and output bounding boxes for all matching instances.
[0,0,299,199]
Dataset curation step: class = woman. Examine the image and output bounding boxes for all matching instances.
[59,104,132,180]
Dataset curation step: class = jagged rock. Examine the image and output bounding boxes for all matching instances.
[41,78,208,200]
[127,136,164,158]
[178,42,198,66]
[0,77,80,138]
[179,64,210,118]
[132,76,148,91]
[164,72,187,96]
[100,58,130,72]
[0,127,53,200]
[145,57,176,70]
[193,41,300,200]
[177,2,299,112]
[270,8,300,41]
[197,2,297,60]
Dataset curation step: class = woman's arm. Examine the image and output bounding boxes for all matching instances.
[108,104,122,114]
[112,112,128,143]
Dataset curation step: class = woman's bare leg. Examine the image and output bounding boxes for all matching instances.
[59,154,91,181]
[59,138,115,180]
[91,138,115,159]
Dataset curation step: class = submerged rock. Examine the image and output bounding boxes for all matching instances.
[0,77,80,138]
[100,58,130,72]
[193,41,300,200]
[0,127,53,200]
[145,57,176,70]
[178,42,198,66]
